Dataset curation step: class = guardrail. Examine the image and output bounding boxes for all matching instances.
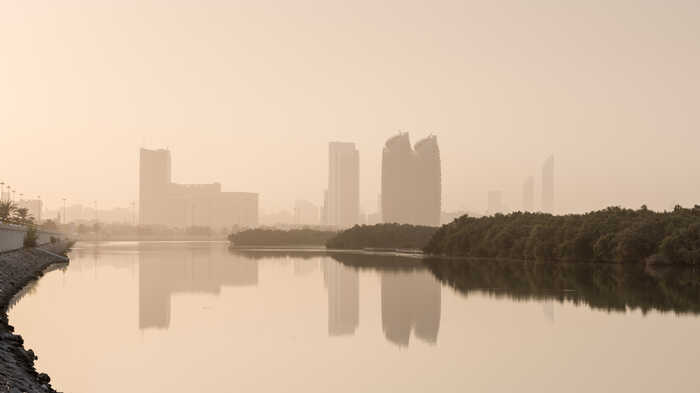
[0,222,68,253]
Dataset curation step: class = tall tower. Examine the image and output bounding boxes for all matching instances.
[139,148,172,225]
[541,155,554,213]
[522,176,534,212]
[413,136,441,226]
[381,133,416,224]
[327,142,360,228]
[382,133,441,226]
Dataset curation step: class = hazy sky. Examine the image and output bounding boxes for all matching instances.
[1,1,699,214]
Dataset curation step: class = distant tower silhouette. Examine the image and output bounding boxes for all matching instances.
[139,148,172,225]
[414,136,442,226]
[487,190,503,215]
[382,133,415,224]
[522,176,534,212]
[381,133,441,226]
[541,155,554,213]
[327,142,360,228]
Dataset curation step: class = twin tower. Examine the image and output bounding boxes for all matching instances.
[382,133,441,227]
[323,133,441,228]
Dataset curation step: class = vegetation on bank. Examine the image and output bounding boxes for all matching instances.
[228,228,336,246]
[0,201,35,226]
[325,223,438,250]
[424,206,700,264]
[1,201,42,248]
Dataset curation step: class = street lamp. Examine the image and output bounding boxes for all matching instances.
[62,198,67,225]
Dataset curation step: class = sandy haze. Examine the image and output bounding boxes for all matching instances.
[1,1,699,215]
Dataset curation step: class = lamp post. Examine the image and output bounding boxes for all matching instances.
[62,198,67,225]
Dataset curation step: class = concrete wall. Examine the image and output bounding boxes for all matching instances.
[0,223,67,253]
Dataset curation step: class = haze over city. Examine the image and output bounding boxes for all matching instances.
[2,1,699,215]
[3,2,700,393]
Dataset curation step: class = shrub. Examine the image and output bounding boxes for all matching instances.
[24,226,38,248]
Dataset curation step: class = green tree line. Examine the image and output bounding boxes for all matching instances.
[424,206,700,264]
[228,228,336,246]
[325,223,437,250]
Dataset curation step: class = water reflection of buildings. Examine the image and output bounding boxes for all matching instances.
[381,271,441,346]
[330,254,441,346]
[323,258,359,336]
[138,245,258,330]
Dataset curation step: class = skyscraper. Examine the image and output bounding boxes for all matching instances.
[381,133,415,224]
[381,133,441,226]
[542,155,554,213]
[139,148,172,226]
[326,142,360,228]
[522,176,534,212]
[414,136,442,226]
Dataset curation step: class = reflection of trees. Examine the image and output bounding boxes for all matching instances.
[330,253,425,272]
[425,258,700,314]
[228,248,322,261]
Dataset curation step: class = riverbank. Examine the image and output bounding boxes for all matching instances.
[0,242,73,393]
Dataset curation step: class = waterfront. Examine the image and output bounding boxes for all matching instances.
[10,241,700,393]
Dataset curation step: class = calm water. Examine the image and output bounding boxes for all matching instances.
[9,241,700,393]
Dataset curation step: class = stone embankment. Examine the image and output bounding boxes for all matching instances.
[0,242,73,393]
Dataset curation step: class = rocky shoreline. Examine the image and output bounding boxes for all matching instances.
[0,242,73,393]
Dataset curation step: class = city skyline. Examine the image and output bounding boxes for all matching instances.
[3,2,699,214]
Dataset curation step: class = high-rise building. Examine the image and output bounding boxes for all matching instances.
[326,142,359,228]
[414,136,442,226]
[381,133,441,226]
[382,133,416,225]
[542,155,554,213]
[138,148,258,228]
[522,176,534,212]
[139,148,172,226]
